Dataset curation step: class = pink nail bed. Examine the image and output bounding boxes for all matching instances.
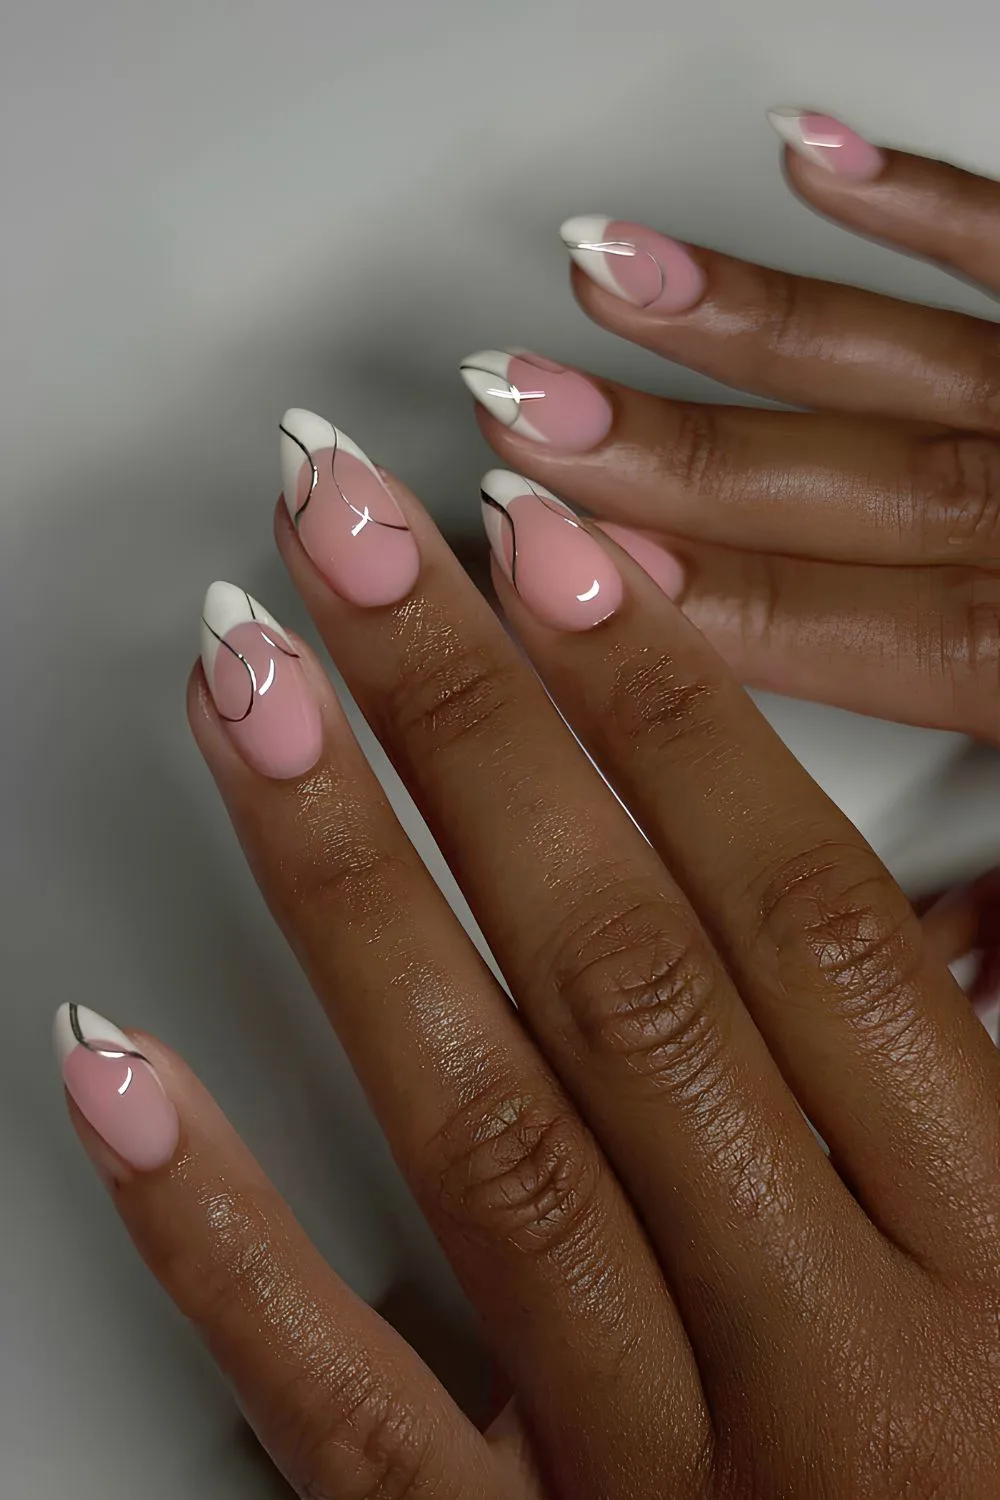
[201,582,323,781]
[55,1003,179,1173]
[280,408,420,608]
[480,470,623,632]
[459,350,613,452]
[597,523,686,600]
[767,108,885,183]
[560,215,705,314]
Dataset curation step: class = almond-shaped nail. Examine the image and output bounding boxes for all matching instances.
[280,408,420,607]
[459,350,613,453]
[480,469,623,631]
[201,582,323,780]
[559,215,705,313]
[766,108,885,183]
[55,1004,179,1172]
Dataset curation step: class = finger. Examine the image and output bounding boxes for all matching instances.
[486,497,1000,1277]
[274,414,864,1394]
[651,539,1000,742]
[770,110,1000,295]
[465,358,1000,566]
[191,578,705,1491]
[55,1005,504,1500]
[556,218,1000,432]
[921,870,1000,1014]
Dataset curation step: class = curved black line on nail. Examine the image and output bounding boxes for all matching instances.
[481,491,520,591]
[68,1002,146,1064]
[280,422,319,527]
[201,616,257,723]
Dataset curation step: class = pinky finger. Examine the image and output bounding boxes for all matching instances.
[54,1004,506,1500]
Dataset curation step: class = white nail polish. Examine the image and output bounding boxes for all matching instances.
[279,408,381,522]
[458,350,549,442]
[558,214,625,298]
[53,1003,136,1070]
[200,581,294,689]
[479,468,575,559]
[766,107,828,168]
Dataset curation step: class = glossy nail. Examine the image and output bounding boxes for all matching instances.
[280,408,420,607]
[201,581,323,780]
[559,215,705,313]
[55,1003,179,1172]
[480,469,623,631]
[459,350,613,453]
[597,523,686,599]
[766,108,885,183]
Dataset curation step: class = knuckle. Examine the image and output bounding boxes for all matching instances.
[546,886,729,1099]
[749,843,925,1026]
[153,1184,282,1328]
[606,647,728,765]
[284,805,413,930]
[964,330,1000,433]
[428,1086,604,1262]
[665,402,725,494]
[383,629,519,761]
[951,579,1000,730]
[758,266,813,362]
[288,1366,437,1500]
[918,433,1000,557]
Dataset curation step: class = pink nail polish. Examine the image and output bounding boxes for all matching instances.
[280,409,420,607]
[201,582,323,781]
[480,470,623,631]
[459,350,613,453]
[560,215,705,313]
[597,523,685,599]
[55,1004,179,1172]
[767,108,885,183]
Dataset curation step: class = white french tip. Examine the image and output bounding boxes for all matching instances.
[279,407,377,513]
[558,214,623,298]
[480,468,545,511]
[200,581,292,686]
[559,214,612,248]
[53,1003,134,1072]
[460,351,554,443]
[765,107,829,169]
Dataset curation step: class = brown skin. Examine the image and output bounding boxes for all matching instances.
[63,142,1000,1496]
[475,147,1000,740]
[67,445,1000,1495]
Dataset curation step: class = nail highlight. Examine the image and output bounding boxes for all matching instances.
[480,470,623,631]
[280,409,420,607]
[459,350,613,453]
[559,215,705,313]
[766,108,885,183]
[201,581,323,780]
[55,1003,179,1172]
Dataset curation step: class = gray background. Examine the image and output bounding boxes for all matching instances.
[4,1,1000,1494]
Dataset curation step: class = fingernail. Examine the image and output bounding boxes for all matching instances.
[459,350,613,453]
[55,1004,179,1172]
[201,581,323,780]
[597,523,685,599]
[279,408,421,607]
[766,108,885,183]
[480,469,623,631]
[559,215,705,313]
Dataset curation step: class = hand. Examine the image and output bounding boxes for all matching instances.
[58,415,1000,1497]
[462,111,1000,740]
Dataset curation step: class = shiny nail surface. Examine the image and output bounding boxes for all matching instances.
[280,408,420,607]
[201,582,323,780]
[560,215,705,313]
[598,523,686,599]
[459,350,613,452]
[55,1003,179,1172]
[480,469,623,631]
[766,108,885,182]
